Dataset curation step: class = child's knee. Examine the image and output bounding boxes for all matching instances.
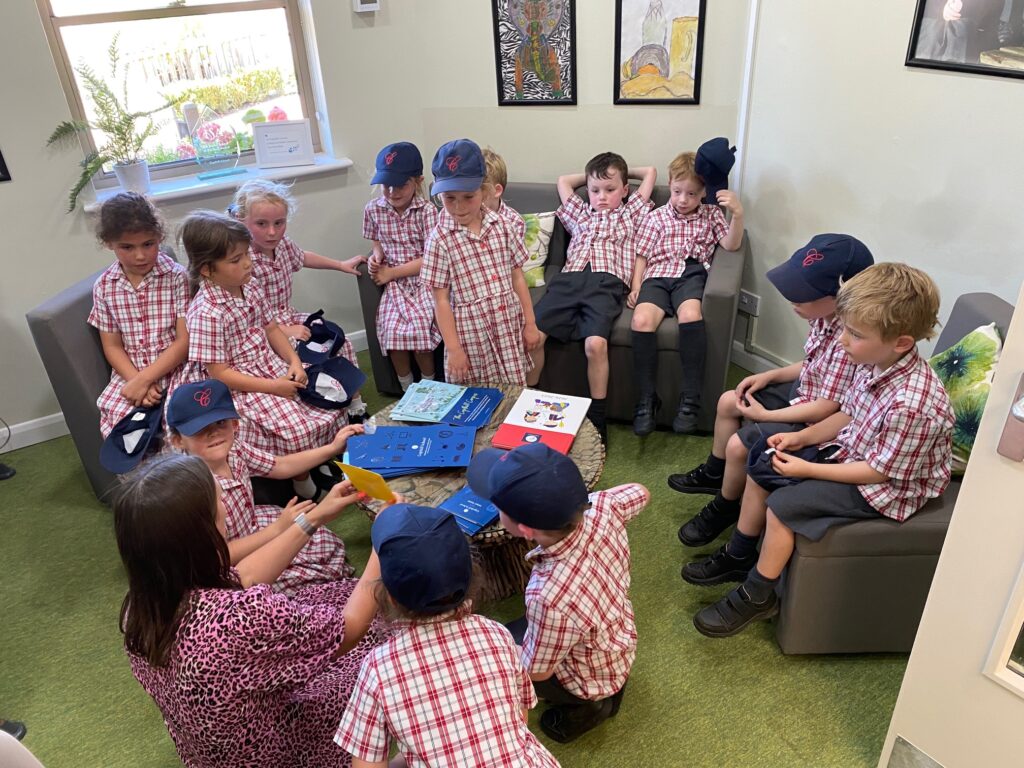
[630,307,660,333]
[725,433,747,461]
[677,303,703,323]
[584,336,608,358]
[717,390,739,416]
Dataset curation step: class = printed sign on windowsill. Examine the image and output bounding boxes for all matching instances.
[253,119,315,168]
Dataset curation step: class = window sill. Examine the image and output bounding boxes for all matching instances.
[82,155,353,213]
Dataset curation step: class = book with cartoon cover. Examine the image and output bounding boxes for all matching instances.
[390,380,503,429]
[491,389,591,454]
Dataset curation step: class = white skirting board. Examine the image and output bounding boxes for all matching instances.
[1,331,371,454]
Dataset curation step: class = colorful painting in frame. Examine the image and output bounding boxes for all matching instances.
[491,0,577,106]
[614,0,707,104]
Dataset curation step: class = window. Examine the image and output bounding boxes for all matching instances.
[37,0,320,185]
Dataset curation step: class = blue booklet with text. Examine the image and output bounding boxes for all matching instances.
[439,486,500,536]
[390,381,503,429]
[346,426,476,470]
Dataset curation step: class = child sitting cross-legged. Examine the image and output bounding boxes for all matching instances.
[468,443,650,743]
[686,263,954,638]
[334,503,559,768]
[167,380,360,595]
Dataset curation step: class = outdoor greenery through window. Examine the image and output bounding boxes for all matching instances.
[39,0,315,180]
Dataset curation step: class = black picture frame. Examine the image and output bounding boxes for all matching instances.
[491,0,577,106]
[0,148,10,183]
[906,0,1024,81]
[614,0,707,105]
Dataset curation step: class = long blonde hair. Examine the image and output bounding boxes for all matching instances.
[228,179,296,220]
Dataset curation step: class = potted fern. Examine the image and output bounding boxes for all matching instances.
[47,35,179,212]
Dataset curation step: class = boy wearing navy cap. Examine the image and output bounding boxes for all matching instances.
[628,145,745,437]
[335,504,559,768]
[468,443,650,743]
[670,234,873,558]
[528,152,658,442]
[689,263,953,637]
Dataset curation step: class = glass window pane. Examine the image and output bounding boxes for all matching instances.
[59,8,303,168]
[50,1,256,16]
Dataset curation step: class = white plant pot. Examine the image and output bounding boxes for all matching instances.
[113,160,151,194]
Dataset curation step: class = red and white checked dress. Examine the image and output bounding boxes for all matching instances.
[87,253,189,437]
[634,203,729,279]
[363,196,441,353]
[829,350,954,522]
[249,237,359,368]
[521,483,648,701]
[420,209,531,386]
[334,613,559,768]
[185,279,345,455]
[214,439,352,595]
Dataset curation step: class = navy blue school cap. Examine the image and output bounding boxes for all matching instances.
[766,234,874,304]
[695,137,737,205]
[370,142,423,187]
[166,380,239,436]
[467,443,589,530]
[372,503,472,614]
[430,139,485,195]
[299,357,367,410]
[100,403,164,473]
[297,309,347,366]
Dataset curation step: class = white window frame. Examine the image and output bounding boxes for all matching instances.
[36,0,323,189]
[983,555,1024,700]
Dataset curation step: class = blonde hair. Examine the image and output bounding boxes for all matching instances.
[228,179,296,220]
[378,178,426,200]
[482,147,508,189]
[668,151,704,186]
[836,263,940,341]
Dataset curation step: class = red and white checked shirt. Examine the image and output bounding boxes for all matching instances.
[635,203,729,279]
[556,193,652,285]
[521,483,648,701]
[334,613,558,768]
[249,236,306,326]
[828,350,954,522]
[88,253,189,435]
[792,316,858,406]
[363,195,438,267]
[495,199,526,243]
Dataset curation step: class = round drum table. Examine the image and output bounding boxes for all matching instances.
[361,384,605,603]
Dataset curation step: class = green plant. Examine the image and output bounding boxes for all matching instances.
[46,34,180,212]
[166,68,285,118]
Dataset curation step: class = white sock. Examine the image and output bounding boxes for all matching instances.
[398,373,415,391]
[348,395,366,414]
[421,373,435,381]
[292,475,317,499]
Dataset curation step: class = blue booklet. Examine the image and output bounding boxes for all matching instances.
[346,426,477,470]
[439,486,500,536]
[390,381,503,429]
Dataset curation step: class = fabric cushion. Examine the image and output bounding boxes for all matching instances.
[929,322,1002,474]
[521,211,556,288]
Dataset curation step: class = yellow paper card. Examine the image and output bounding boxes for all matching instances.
[334,462,396,502]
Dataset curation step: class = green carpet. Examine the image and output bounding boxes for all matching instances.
[0,356,906,767]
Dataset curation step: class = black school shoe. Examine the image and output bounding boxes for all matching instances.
[693,585,778,638]
[681,544,757,586]
[677,499,740,547]
[632,394,661,436]
[672,398,700,434]
[539,686,625,744]
[0,719,27,741]
[667,463,723,496]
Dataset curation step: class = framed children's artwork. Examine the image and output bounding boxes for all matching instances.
[907,0,1024,81]
[614,0,707,104]
[0,147,10,183]
[491,0,577,106]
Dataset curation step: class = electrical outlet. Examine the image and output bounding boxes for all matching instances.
[738,290,760,317]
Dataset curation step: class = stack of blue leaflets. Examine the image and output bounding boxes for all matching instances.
[345,425,477,478]
[439,486,500,536]
[390,380,503,429]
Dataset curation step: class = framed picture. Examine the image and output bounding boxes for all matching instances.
[614,0,707,104]
[0,148,10,183]
[907,0,1024,81]
[491,0,577,106]
[252,119,315,168]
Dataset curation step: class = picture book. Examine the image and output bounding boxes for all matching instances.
[390,380,503,429]
[491,389,591,454]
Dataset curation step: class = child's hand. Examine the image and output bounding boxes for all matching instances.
[447,347,470,383]
[768,431,805,452]
[121,373,154,406]
[312,480,363,523]
[943,0,962,21]
[736,396,769,422]
[370,265,392,286]
[379,491,406,509]
[523,323,542,353]
[331,424,365,453]
[287,360,308,386]
[367,256,381,276]
[282,323,312,342]
[735,372,772,402]
[771,450,814,479]
[141,384,164,408]
[338,255,367,275]
[716,190,743,217]
[626,288,640,309]
[274,497,316,533]
[270,376,304,399]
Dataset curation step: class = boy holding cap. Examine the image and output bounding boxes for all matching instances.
[689,263,953,637]
[335,503,559,768]
[529,152,658,443]
[670,234,873,560]
[468,443,650,743]
[421,138,540,386]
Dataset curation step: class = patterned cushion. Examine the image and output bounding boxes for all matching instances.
[521,211,556,288]
[929,323,1002,474]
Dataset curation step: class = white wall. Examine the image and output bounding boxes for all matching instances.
[2,0,748,436]
[740,0,1024,363]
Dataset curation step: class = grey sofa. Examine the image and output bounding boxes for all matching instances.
[775,292,1015,654]
[355,182,747,432]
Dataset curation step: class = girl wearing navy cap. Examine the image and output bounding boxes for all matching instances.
[420,138,541,386]
[334,503,559,768]
[363,141,441,391]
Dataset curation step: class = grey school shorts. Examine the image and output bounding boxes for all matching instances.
[766,480,878,541]
[737,380,803,449]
